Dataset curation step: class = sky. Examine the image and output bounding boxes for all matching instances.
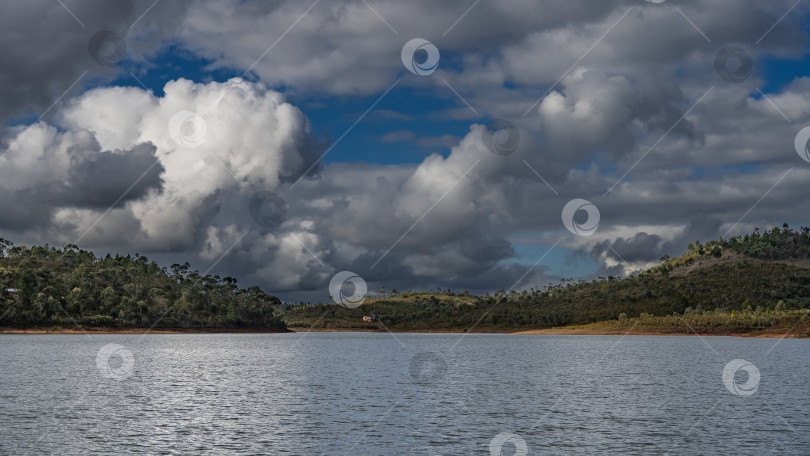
[1,0,809,302]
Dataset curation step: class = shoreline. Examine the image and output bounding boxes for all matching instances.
[0,327,291,335]
[511,327,807,338]
[293,328,475,334]
[1,326,805,338]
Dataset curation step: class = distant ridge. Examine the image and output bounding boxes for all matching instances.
[282,225,810,336]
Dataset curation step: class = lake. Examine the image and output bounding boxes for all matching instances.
[0,332,807,455]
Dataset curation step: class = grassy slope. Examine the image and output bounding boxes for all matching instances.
[515,309,810,337]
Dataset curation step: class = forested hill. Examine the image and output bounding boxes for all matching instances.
[283,225,810,332]
[0,241,286,330]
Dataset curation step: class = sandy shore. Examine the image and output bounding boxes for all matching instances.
[291,327,473,333]
[1,326,467,335]
[0,327,290,334]
[512,327,806,338]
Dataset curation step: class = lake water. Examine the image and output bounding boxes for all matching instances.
[0,332,807,455]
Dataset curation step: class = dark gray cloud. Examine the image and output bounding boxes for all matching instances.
[0,137,163,231]
[0,0,195,127]
[0,1,135,125]
[591,217,725,265]
[64,142,163,208]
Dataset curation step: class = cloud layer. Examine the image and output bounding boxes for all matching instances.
[1,0,810,300]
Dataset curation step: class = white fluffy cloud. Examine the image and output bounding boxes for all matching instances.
[1,78,325,286]
[50,78,320,249]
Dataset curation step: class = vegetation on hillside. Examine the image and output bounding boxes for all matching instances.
[540,308,810,336]
[1,225,808,334]
[0,241,286,330]
[283,225,810,334]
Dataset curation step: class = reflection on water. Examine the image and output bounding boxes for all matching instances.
[0,333,808,455]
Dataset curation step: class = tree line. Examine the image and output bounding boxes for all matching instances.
[0,241,286,330]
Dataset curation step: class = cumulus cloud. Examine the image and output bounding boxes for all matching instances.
[587,217,726,275]
[2,78,322,252]
[0,122,163,231]
[537,70,693,162]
